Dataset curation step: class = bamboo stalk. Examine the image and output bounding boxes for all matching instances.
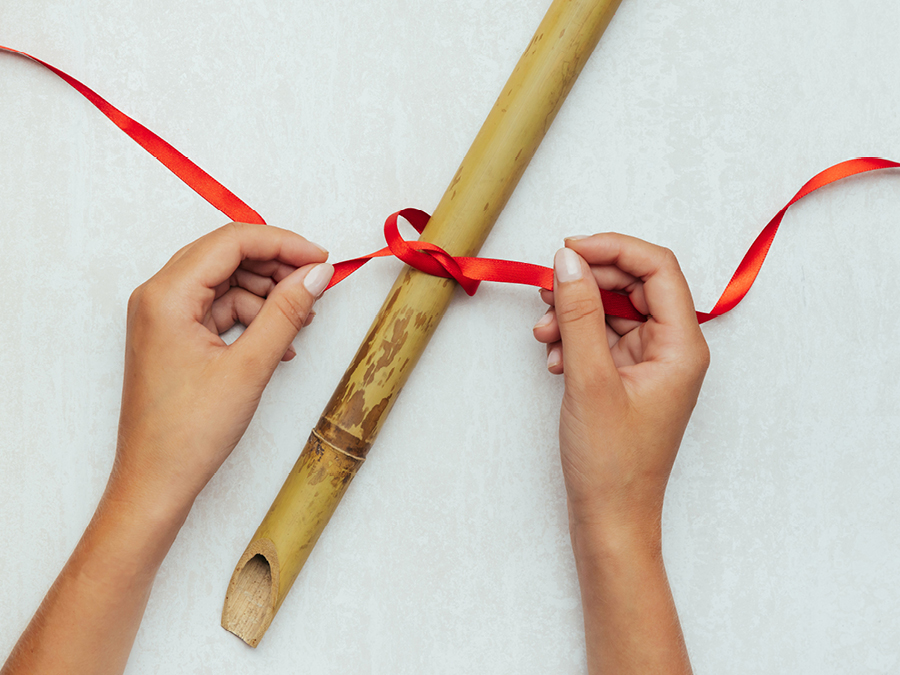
[222,0,624,647]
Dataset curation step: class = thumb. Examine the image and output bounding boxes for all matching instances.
[232,262,334,375]
[553,247,619,394]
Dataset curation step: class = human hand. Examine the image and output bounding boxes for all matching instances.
[112,222,333,515]
[532,234,709,536]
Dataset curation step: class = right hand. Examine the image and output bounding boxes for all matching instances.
[532,233,710,535]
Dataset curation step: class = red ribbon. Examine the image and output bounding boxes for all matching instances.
[4,46,897,325]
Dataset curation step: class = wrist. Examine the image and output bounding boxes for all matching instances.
[88,486,190,578]
[568,506,690,675]
[568,500,663,564]
[93,464,195,578]
[102,473,193,539]
[58,486,190,617]
[109,430,203,525]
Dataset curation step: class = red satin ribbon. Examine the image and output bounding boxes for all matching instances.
[4,46,898,325]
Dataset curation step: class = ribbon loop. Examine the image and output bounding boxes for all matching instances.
[383,210,481,295]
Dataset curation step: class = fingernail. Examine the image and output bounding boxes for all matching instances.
[303,263,334,298]
[554,248,583,283]
[547,346,561,370]
[303,311,316,327]
[310,240,329,256]
[565,235,589,241]
[286,345,297,358]
[533,309,553,330]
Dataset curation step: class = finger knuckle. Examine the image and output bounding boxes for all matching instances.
[219,220,252,241]
[126,285,144,318]
[695,336,711,371]
[271,293,308,332]
[130,277,175,321]
[556,295,602,324]
[673,334,711,379]
[659,246,682,272]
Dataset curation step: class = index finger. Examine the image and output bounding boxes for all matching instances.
[565,233,698,329]
[178,222,329,289]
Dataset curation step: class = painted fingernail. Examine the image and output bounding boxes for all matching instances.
[286,345,297,359]
[547,346,562,370]
[554,248,583,282]
[303,311,316,327]
[533,310,553,330]
[310,240,329,256]
[565,235,589,241]
[303,263,334,298]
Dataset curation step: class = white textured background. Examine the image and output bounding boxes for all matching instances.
[2,1,900,673]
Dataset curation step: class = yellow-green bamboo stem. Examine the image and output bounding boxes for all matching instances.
[222,0,624,647]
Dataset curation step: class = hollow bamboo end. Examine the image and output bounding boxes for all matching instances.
[222,539,280,648]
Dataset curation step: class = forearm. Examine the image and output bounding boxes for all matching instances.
[571,518,692,675]
[2,486,189,675]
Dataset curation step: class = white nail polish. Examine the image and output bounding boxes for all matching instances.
[303,263,334,298]
[554,248,583,283]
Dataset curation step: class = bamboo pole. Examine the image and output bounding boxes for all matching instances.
[222,0,624,647]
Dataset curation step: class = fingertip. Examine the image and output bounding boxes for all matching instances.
[533,308,553,331]
[533,308,561,345]
[302,263,334,298]
[547,345,563,373]
[308,240,329,258]
[554,247,585,283]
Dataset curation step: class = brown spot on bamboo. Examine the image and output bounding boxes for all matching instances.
[360,394,392,439]
[343,389,366,429]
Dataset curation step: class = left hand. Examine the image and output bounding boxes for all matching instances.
[111,221,333,514]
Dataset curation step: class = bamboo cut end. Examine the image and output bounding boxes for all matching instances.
[222,539,280,648]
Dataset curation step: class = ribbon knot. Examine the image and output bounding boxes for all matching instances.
[384,209,482,296]
[325,208,479,294]
[326,208,486,296]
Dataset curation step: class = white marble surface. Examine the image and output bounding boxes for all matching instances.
[2,1,900,672]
